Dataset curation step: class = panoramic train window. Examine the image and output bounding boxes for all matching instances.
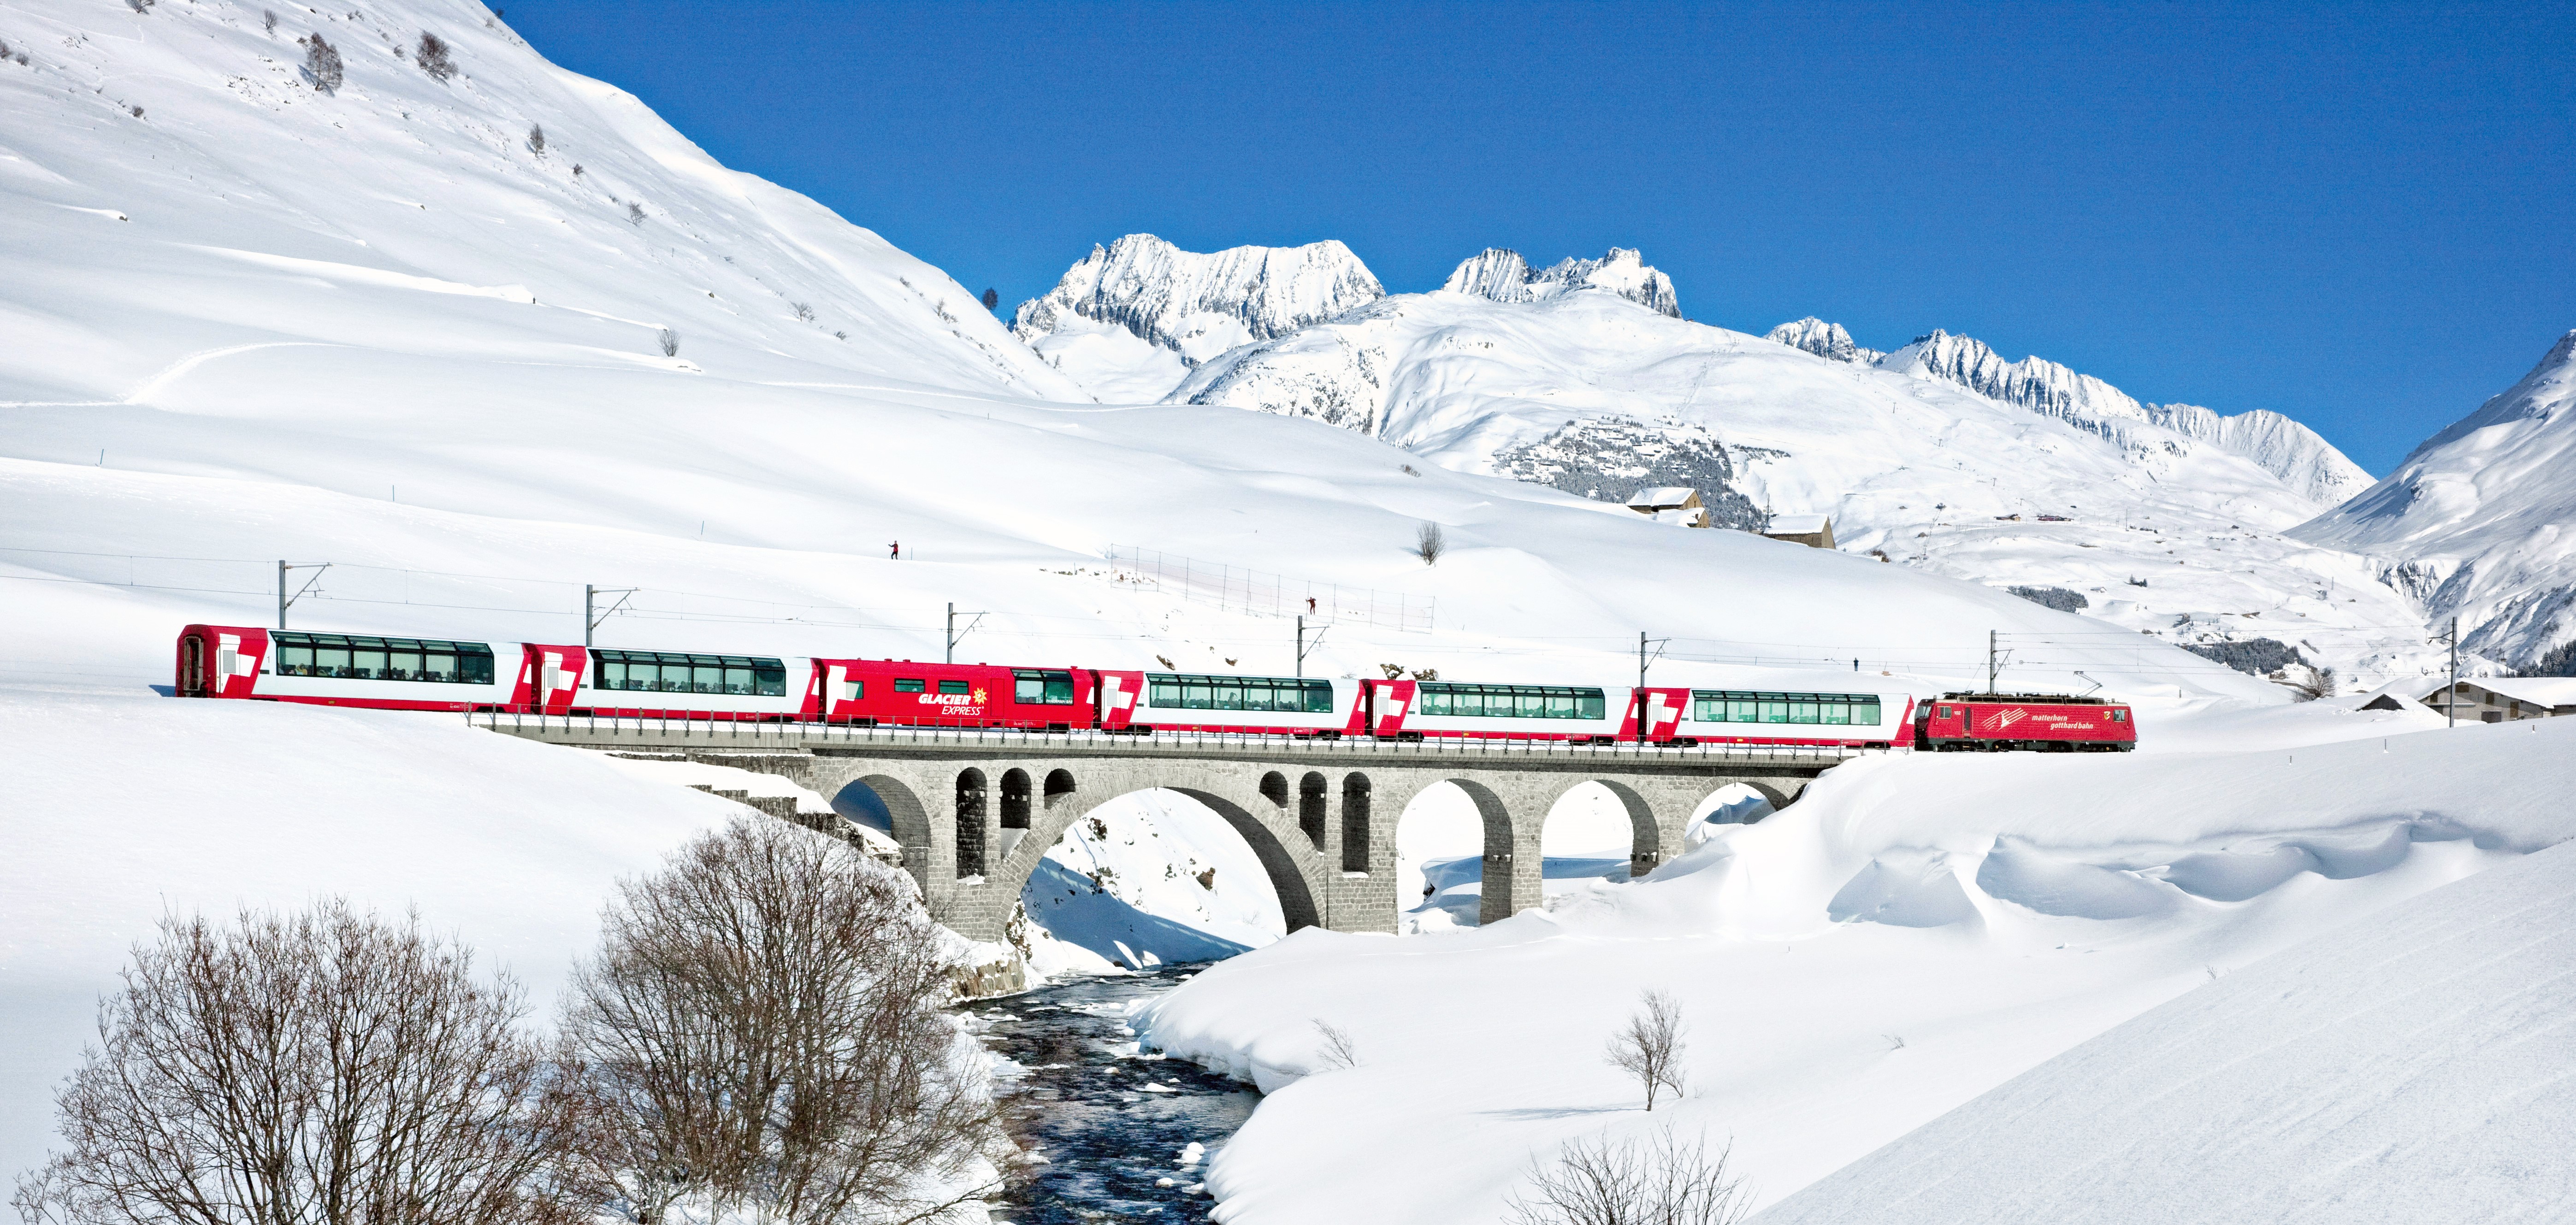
[895,679,924,693]
[590,650,786,697]
[1013,669,1077,704]
[938,679,972,695]
[1690,691,1882,726]
[1415,683,1607,721]
[270,633,494,684]
[1145,674,1335,714]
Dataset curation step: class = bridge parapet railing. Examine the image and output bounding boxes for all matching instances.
[463,712,1898,766]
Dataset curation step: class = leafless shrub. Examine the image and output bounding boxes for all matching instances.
[792,301,815,323]
[262,8,278,33]
[1379,663,1406,679]
[1504,1126,1751,1225]
[1414,521,1446,565]
[980,287,998,310]
[124,0,153,13]
[571,162,584,176]
[626,201,646,225]
[1311,1020,1362,1071]
[1606,989,1688,1111]
[562,817,1006,1225]
[11,899,594,1225]
[416,31,455,82]
[526,123,544,156]
[127,105,143,118]
[304,32,343,92]
[656,328,679,358]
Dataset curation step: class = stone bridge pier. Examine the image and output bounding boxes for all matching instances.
[708,747,1822,941]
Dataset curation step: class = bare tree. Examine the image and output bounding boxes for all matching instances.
[626,201,647,226]
[262,9,278,34]
[12,900,593,1225]
[1606,989,1688,1111]
[563,817,1007,1225]
[980,288,999,310]
[656,328,679,358]
[416,31,456,82]
[1310,1020,1362,1071]
[1505,1126,1751,1225]
[792,302,815,323]
[1414,521,1446,565]
[526,123,545,156]
[304,32,343,93]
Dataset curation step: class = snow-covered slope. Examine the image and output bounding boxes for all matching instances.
[2292,331,2576,670]
[0,0,1084,407]
[1167,288,2436,690]
[1442,246,1681,318]
[1010,233,1383,397]
[1754,831,2576,1225]
[1139,712,2576,1224]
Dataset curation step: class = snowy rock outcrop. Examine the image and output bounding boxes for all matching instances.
[2145,402,2375,506]
[1767,317,1885,365]
[1440,247,1681,318]
[1010,235,1385,397]
[2293,330,2576,669]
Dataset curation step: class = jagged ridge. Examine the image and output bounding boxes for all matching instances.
[1441,247,1680,318]
[1011,234,1384,366]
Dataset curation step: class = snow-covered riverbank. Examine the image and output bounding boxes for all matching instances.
[1138,705,2576,1223]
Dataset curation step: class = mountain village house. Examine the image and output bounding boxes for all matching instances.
[1762,513,1837,550]
[2415,677,2576,722]
[1625,487,1708,527]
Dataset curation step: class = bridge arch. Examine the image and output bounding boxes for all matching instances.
[976,762,1329,941]
[1542,779,1664,880]
[831,774,936,887]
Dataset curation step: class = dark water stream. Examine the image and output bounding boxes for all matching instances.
[972,965,1258,1223]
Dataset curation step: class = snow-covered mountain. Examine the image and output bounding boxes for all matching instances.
[1009,233,1383,399]
[2292,330,2576,670]
[1441,246,1681,318]
[1767,316,1885,365]
[1857,329,2374,508]
[1169,286,2436,690]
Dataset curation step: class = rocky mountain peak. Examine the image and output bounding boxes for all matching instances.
[1441,247,1681,318]
[1011,234,1384,367]
[1766,317,1885,365]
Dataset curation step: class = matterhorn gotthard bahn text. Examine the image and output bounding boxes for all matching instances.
[6,2,2576,1224]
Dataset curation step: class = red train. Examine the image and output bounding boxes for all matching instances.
[1914,692,2135,752]
[172,625,2133,750]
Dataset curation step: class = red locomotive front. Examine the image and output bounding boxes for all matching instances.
[1915,692,2136,752]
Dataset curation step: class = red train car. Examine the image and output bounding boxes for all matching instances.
[812,659,1119,731]
[1915,692,2135,752]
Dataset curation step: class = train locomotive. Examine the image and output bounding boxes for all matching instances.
[173,624,2133,751]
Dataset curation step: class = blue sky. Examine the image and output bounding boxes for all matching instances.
[507,1,2573,473]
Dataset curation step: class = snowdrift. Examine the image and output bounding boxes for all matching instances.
[1136,714,2576,1223]
[1753,833,2576,1225]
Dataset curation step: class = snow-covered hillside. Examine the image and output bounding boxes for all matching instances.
[1139,710,2576,1223]
[1010,233,1383,397]
[1166,287,2434,690]
[0,0,1082,406]
[2292,331,2576,671]
[1752,831,2576,1225]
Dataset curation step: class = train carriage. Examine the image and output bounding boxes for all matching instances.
[177,624,521,711]
[813,659,1111,731]
[1123,672,1362,736]
[1672,686,1915,749]
[1383,679,1688,743]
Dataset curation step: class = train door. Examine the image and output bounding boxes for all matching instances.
[180,633,207,696]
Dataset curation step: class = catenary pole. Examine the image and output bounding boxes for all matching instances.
[2449,615,2459,728]
[277,560,287,630]
[947,603,955,665]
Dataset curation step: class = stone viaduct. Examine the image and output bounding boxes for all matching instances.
[471,716,1861,941]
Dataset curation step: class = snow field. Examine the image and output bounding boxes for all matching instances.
[1754,832,2576,1225]
[1136,713,2576,1224]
